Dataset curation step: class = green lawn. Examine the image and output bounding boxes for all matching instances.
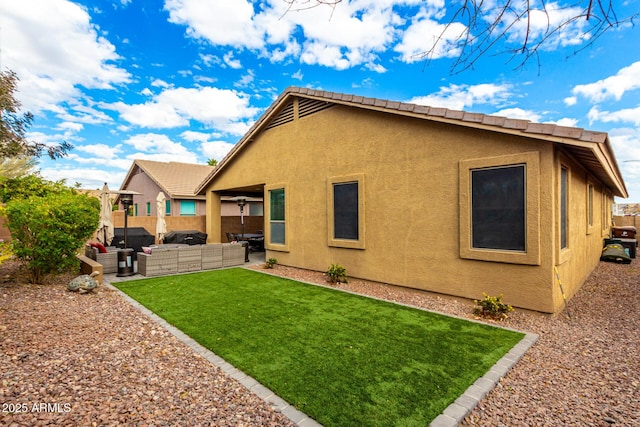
[115,268,524,426]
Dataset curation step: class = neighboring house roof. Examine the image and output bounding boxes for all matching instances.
[197,86,628,198]
[121,159,216,199]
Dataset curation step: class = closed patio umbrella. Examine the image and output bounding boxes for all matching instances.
[156,191,167,244]
[97,182,114,246]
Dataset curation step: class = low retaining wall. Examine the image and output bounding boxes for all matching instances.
[77,255,103,285]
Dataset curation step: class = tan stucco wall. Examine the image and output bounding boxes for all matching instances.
[551,151,613,312]
[205,103,613,313]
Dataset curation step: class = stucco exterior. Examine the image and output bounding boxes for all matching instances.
[199,88,626,314]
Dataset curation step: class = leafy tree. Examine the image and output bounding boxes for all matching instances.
[0,70,72,160]
[0,156,37,179]
[0,174,71,203]
[1,175,100,284]
[207,158,218,167]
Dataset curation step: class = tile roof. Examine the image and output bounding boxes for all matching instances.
[197,86,628,197]
[121,160,215,199]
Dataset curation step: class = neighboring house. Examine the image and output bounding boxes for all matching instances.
[196,87,628,314]
[118,160,215,217]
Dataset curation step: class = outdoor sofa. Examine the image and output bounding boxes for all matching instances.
[137,243,245,277]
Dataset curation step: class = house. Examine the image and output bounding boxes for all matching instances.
[118,159,215,217]
[196,87,627,314]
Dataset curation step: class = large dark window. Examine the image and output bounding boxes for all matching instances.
[333,182,359,240]
[471,165,526,251]
[269,188,285,244]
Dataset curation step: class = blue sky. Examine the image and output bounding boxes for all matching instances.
[2,0,640,201]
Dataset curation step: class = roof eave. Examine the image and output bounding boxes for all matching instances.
[195,86,629,199]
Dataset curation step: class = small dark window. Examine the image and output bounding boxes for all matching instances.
[471,165,526,251]
[333,182,358,240]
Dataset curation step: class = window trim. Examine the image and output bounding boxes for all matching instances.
[265,183,289,252]
[327,174,365,249]
[558,161,571,264]
[602,190,612,238]
[459,152,540,265]
[586,180,595,235]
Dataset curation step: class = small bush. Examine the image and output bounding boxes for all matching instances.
[473,293,514,320]
[326,263,348,284]
[265,257,277,269]
[6,191,99,284]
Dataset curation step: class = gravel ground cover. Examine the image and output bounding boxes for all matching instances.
[1,257,638,426]
[0,261,295,427]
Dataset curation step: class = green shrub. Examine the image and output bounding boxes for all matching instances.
[473,293,514,320]
[0,174,73,203]
[265,257,277,269]
[5,191,99,284]
[326,263,348,284]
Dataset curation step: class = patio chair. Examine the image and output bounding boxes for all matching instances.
[85,244,118,274]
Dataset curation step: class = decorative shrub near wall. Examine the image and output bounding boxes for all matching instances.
[5,192,99,284]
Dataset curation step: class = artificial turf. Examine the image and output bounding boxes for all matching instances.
[115,268,524,426]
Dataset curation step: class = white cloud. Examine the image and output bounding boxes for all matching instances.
[609,127,640,201]
[552,117,580,127]
[101,87,259,134]
[105,101,187,128]
[155,87,259,132]
[151,79,172,88]
[395,11,466,62]
[179,131,235,161]
[588,106,640,127]
[502,2,589,49]
[57,122,84,132]
[235,70,256,88]
[55,103,114,125]
[124,133,199,163]
[165,0,263,48]
[572,61,640,103]
[75,143,123,160]
[200,141,236,161]
[39,166,125,190]
[181,131,212,143]
[409,83,514,110]
[564,96,578,106]
[223,52,243,69]
[0,0,130,112]
[493,108,542,122]
[165,0,429,71]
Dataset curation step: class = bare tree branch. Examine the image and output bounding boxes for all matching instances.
[280,0,638,74]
